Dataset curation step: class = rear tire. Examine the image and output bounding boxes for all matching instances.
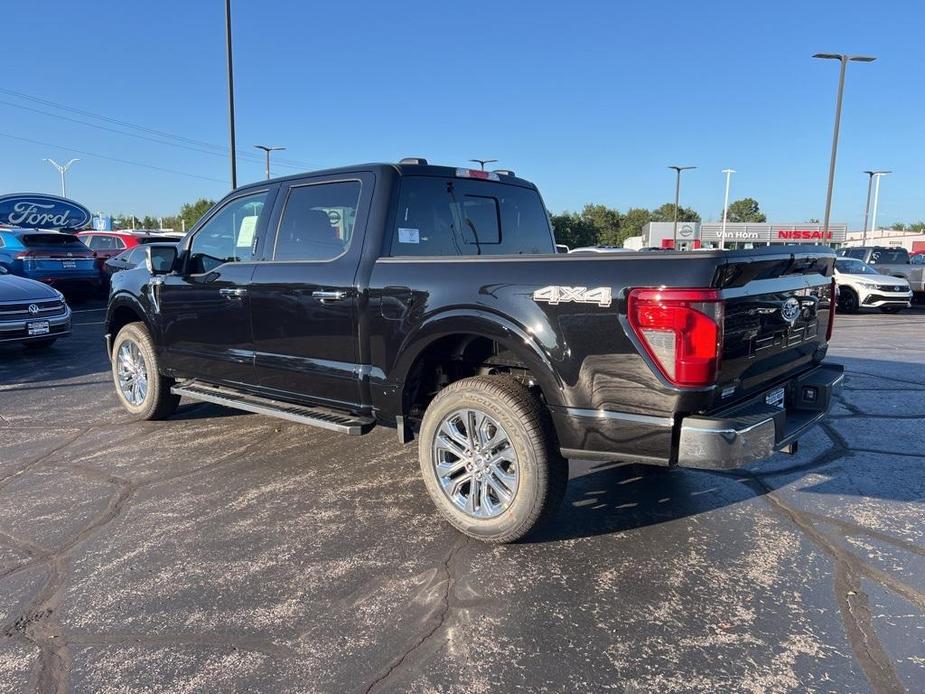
[839,287,860,314]
[111,322,180,420]
[24,338,57,349]
[418,375,567,543]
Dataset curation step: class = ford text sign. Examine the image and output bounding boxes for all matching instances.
[0,193,92,231]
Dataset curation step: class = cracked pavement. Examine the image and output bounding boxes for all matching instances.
[1,301,924,693]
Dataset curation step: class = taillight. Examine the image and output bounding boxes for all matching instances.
[15,250,36,270]
[826,277,836,341]
[627,288,724,387]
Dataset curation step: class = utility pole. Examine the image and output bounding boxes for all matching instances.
[869,171,889,236]
[469,159,497,171]
[862,170,890,243]
[668,165,696,249]
[721,169,735,250]
[813,53,876,234]
[255,145,286,179]
[43,158,79,197]
[225,0,237,189]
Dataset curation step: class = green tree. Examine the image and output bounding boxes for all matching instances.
[580,203,623,246]
[179,198,215,231]
[889,222,907,231]
[621,207,652,238]
[550,211,597,248]
[723,197,766,223]
[141,215,158,230]
[650,203,701,223]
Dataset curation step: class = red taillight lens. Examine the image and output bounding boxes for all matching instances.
[627,288,724,387]
[826,277,836,341]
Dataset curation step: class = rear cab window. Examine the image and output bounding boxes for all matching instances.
[387,177,554,257]
[868,248,909,264]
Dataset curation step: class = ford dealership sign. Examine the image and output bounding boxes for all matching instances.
[0,193,92,231]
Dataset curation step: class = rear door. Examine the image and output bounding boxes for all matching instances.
[156,188,275,385]
[248,174,372,408]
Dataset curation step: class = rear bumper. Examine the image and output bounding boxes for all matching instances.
[676,363,844,470]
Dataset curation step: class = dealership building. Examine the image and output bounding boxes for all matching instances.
[631,221,849,250]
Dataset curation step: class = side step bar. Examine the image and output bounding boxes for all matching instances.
[171,381,375,435]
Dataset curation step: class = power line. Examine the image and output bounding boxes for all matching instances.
[0,98,306,170]
[0,131,229,184]
[0,86,313,169]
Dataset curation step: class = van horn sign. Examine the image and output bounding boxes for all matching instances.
[0,193,92,231]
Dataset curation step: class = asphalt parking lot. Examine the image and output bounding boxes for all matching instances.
[1,300,924,694]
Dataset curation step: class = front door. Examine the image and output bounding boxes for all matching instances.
[157,189,273,386]
[249,176,370,409]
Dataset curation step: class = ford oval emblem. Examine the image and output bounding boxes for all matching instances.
[0,193,92,231]
[781,297,801,324]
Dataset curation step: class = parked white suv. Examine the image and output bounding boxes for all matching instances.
[834,257,912,314]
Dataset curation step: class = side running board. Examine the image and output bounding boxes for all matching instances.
[171,381,375,435]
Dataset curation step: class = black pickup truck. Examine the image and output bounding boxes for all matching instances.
[105,159,842,542]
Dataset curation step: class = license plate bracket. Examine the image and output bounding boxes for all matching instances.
[765,386,785,410]
[27,321,50,336]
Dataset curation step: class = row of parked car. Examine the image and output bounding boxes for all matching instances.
[0,228,180,349]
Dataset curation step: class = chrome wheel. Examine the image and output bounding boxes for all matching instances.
[432,408,519,519]
[116,340,148,406]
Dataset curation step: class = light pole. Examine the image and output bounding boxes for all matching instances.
[469,159,497,171]
[862,170,890,242]
[720,168,736,250]
[43,158,79,197]
[869,171,890,237]
[813,53,876,234]
[668,165,696,249]
[225,0,237,189]
[255,145,286,179]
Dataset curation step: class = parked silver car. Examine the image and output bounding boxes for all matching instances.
[0,265,71,348]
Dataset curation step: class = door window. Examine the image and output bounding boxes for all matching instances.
[187,192,268,274]
[273,181,361,261]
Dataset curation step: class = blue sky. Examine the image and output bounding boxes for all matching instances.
[2,0,922,227]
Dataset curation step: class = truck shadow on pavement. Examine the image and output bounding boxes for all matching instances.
[533,354,925,543]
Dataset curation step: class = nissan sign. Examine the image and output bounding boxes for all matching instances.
[0,193,92,231]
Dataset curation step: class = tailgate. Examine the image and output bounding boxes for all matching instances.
[712,248,835,408]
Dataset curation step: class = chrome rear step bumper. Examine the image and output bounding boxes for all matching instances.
[677,363,844,470]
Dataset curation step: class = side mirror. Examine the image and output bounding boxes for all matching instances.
[145,245,178,275]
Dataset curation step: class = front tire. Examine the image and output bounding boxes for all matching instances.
[839,287,860,314]
[111,322,179,420]
[418,376,567,543]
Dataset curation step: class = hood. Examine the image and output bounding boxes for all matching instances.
[0,273,61,301]
[836,271,909,286]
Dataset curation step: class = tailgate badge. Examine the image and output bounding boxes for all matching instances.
[781,297,801,324]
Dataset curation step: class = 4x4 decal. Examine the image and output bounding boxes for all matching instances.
[532,285,612,307]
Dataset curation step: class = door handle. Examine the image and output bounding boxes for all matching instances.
[312,290,348,303]
[219,288,247,298]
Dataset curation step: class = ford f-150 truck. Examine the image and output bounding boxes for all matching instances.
[105,160,842,542]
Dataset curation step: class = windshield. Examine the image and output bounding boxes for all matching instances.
[835,258,878,275]
[868,248,909,264]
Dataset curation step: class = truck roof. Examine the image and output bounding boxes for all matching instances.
[233,161,539,193]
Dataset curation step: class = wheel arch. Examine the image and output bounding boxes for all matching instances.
[105,294,152,356]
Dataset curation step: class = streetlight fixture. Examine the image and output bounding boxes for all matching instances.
[254,145,286,180]
[813,53,876,234]
[869,171,890,237]
[225,0,237,189]
[469,159,498,171]
[720,169,736,250]
[668,165,696,249]
[862,170,891,242]
[43,158,79,197]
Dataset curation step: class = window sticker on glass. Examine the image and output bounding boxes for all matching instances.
[237,215,258,248]
[398,227,420,244]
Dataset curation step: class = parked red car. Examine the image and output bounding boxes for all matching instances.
[77,231,183,286]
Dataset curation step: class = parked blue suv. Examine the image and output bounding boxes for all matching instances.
[0,229,99,292]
